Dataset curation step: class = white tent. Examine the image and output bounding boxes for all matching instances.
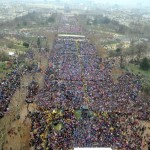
[74,148,112,150]
[8,51,15,56]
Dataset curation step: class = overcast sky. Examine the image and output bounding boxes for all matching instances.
[93,0,150,7]
[7,0,150,8]
[65,0,150,8]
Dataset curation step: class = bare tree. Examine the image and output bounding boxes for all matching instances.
[136,42,148,60]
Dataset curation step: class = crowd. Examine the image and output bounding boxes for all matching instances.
[0,49,42,118]
[0,14,148,149]
[58,16,83,34]
[25,80,39,104]
[0,70,21,118]
[35,37,147,115]
[29,15,150,149]
[30,110,146,149]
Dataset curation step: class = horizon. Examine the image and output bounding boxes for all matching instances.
[1,0,150,8]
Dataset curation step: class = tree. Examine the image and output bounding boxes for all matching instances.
[103,17,110,24]
[109,50,116,57]
[47,16,55,23]
[93,18,98,25]
[142,82,150,96]
[23,42,29,48]
[98,16,110,24]
[86,19,91,25]
[136,42,147,60]
[17,23,20,28]
[129,40,136,56]
[0,51,9,62]
[140,57,150,71]
[118,25,127,34]
[37,37,41,48]
[23,21,27,26]
[116,48,121,54]
[47,14,56,23]
[7,42,14,49]
[116,47,124,68]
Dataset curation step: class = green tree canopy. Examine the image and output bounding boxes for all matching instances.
[0,51,9,62]
[142,82,150,96]
[116,48,121,53]
[47,14,56,23]
[23,42,29,48]
[37,37,41,48]
[140,57,150,71]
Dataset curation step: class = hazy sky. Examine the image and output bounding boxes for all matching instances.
[7,0,150,8]
[65,0,150,7]
[93,0,150,6]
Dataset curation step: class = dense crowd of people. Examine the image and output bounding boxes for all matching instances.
[0,70,21,118]
[1,14,149,149]
[25,79,39,104]
[0,50,41,118]
[30,109,147,149]
[29,15,150,149]
[35,37,148,115]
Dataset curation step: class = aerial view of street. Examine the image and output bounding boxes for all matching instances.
[0,0,150,150]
